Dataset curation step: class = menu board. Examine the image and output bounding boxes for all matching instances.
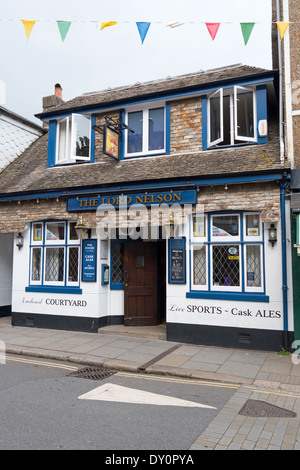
[169,238,186,284]
[82,239,97,282]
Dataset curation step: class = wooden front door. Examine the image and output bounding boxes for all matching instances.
[124,241,158,326]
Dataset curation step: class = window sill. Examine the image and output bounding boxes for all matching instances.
[26,286,82,294]
[186,291,269,302]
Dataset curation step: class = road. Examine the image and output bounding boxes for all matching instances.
[0,354,237,451]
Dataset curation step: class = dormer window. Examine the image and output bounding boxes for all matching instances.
[207,86,257,148]
[56,114,91,164]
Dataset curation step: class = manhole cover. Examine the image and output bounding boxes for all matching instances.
[239,399,296,418]
[68,366,116,381]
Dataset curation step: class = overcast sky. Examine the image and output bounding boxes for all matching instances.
[0,0,273,125]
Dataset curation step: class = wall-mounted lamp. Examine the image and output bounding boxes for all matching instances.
[16,232,24,250]
[268,223,277,247]
[75,216,91,240]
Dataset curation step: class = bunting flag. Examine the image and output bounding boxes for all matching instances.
[205,23,220,40]
[22,20,36,40]
[101,21,117,30]
[136,22,151,44]
[276,21,290,41]
[240,22,255,45]
[57,21,72,42]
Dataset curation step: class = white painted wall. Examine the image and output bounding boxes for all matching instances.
[0,233,13,308]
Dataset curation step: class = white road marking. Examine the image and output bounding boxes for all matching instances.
[78,383,217,408]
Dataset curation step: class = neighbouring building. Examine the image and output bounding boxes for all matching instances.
[0,105,45,317]
[0,65,294,350]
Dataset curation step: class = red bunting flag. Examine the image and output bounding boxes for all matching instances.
[205,23,220,40]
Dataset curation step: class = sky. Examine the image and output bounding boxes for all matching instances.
[0,0,273,125]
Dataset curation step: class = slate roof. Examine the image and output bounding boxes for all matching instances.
[0,65,290,198]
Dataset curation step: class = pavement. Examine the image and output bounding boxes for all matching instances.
[1,315,300,450]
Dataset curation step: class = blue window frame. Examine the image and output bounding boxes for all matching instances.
[202,84,268,150]
[26,220,82,294]
[187,212,269,302]
[110,240,125,290]
[47,114,95,167]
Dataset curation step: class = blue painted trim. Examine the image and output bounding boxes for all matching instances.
[119,109,125,160]
[38,75,275,121]
[280,182,288,334]
[25,286,82,294]
[165,101,171,154]
[90,114,96,163]
[110,283,124,290]
[256,85,268,144]
[186,291,269,302]
[0,172,290,203]
[202,96,208,151]
[47,120,57,167]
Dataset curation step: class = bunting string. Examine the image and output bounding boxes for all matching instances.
[0,19,293,44]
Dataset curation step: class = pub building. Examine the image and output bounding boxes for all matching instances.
[0,66,294,350]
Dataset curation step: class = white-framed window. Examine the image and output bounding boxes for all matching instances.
[207,86,257,148]
[190,212,264,293]
[56,114,91,164]
[124,103,165,157]
[29,221,80,287]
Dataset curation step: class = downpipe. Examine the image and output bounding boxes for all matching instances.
[280,175,289,350]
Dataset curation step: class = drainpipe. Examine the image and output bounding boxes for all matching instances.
[280,174,288,350]
[276,0,285,163]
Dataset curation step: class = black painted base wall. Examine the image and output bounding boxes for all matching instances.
[11,312,125,333]
[167,323,294,352]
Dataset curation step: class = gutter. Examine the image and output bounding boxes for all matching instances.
[276,0,285,163]
[280,174,289,350]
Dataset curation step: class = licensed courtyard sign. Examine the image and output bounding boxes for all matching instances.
[67,189,196,212]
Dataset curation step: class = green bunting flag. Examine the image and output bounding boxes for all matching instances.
[240,22,255,45]
[57,21,72,42]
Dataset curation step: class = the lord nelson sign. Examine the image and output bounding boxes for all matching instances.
[67,189,196,212]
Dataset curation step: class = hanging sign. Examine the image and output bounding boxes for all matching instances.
[103,125,120,160]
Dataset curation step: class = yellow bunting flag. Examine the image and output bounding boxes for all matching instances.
[276,21,290,41]
[22,20,36,40]
[101,22,117,30]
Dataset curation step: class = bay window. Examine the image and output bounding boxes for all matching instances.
[29,221,80,289]
[190,212,264,294]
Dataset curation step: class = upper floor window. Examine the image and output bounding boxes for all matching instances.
[207,86,257,148]
[125,104,165,157]
[56,114,91,164]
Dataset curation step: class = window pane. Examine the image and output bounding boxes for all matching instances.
[57,119,67,162]
[193,215,205,238]
[46,223,65,242]
[31,248,42,281]
[193,246,206,285]
[223,95,231,145]
[127,111,143,153]
[69,222,79,241]
[246,214,260,237]
[236,90,254,138]
[149,108,164,151]
[68,247,79,282]
[73,115,90,157]
[111,242,124,284]
[212,215,239,237]
[212,245,240,287]
[246,245,261,287]
[210,95,221,143]
[45,247,64,282]
[32,223,43,242]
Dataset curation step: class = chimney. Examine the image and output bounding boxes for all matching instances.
[42,84,65,128]
[55,83,63,100]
